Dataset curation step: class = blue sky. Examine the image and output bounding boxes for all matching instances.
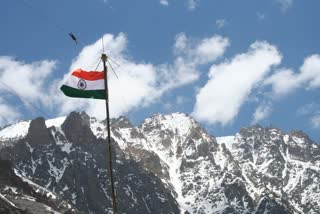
[1,0,320,141]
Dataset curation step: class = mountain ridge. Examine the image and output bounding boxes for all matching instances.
[0,111,319,213]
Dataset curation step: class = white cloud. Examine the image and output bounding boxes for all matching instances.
[264,68,299,96]
[260,54,320,126]
[174,33,230,65]
[265,54,320,97]
[0,98,20,126]
[0,56,56,124]
[192,41,282,125]
[252,103,272,124]
[160,0,169,6]
[298,54,320,88]
[196,36,229,64]
[174,33,188,53]
[0,33,229,123]
[0,56,56,102]
[311,115,320,129]
[216,19,226,29]
[276,0,293,12]
[158,33,229,93]
[56,32,229,119]
[0,56,56,122]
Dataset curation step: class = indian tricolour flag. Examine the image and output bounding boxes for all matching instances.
[60,68,106,99]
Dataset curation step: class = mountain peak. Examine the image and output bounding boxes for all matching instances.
[289,129,314,144]
[239,124,287,140]
[139,112,199,136]
[111,116,133,129]
[61,111,96,144]
[27,117,52,145]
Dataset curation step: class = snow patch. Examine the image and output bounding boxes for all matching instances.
[0,193,17,207]
[0,121,30,141]
[45,117,66,128]
[216,136,236,151]
[61,142,73,154]
[14,169,57,199]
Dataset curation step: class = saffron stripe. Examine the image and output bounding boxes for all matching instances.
[60,85,106,99]
[63,74,105,90]
[71,69,104,81]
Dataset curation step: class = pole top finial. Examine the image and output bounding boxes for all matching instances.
[101,53,108,62]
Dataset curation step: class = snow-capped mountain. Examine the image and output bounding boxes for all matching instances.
[0,112,179,214]
[0,111,319,213]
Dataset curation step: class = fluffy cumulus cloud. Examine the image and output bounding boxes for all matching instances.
[264,68,298,96]
[252,103,272,124]
[55,32,229,119]
[192,41,282,125]
[0,56,56,101]
[0,98,20,126]
[0,56,56,124]
[256,54,320,124]
[265,54,320,97]
[174,33,230,65]
[299,55,320,88]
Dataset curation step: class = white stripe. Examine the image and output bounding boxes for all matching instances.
[64,74,105,90]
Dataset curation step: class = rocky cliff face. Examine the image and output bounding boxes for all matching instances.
[0,112,319,213]
[225,126,320,214]
[0,159,75,214]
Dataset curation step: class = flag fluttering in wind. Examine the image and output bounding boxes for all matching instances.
[60,68,106,99]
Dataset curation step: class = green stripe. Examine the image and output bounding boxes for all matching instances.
[60,85,106,99]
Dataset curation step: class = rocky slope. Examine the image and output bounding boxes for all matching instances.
[0,159,76,214]
[0,111,319,213]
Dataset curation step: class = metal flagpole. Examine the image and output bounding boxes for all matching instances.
[101,53,118,214]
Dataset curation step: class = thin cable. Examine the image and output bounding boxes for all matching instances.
[0,79,51,118]
[107,61,119,79]
[108,57,120,67]
[105,63,130,114]
[95,59,102,72]
[87,56,102,71]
